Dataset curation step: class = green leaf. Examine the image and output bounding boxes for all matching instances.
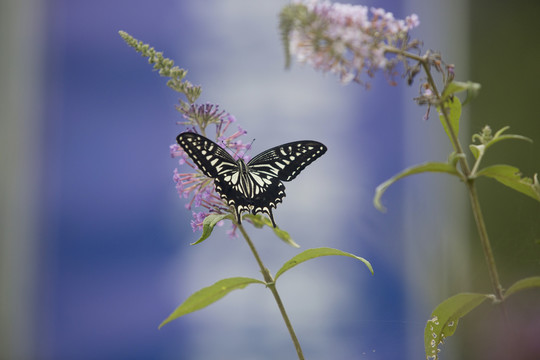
[243,213,268,228]
[486,133,532,148]
[504,276,540,299]
[475,165,540,202]
[424,293,491,360]
[441,81,466,98]
[481,126,532,150]
[441,81,481,106]
[279,4,312,69]
[469,144,484,160]
[486,134,533,153]
[374,162,462,212]
[469,126,532,173]
[272,227,299,248]
[243,214,299,248]
[461,82,481,105]
[438,96,462,145]
[191,214,231,245]
[274,247,373,281]
[279,5,297,69]
[159,277,265,328]
[471,126,532,151]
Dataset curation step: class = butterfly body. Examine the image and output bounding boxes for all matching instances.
[177,132,327,227]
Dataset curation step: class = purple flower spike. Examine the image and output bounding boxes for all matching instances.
[191,211,209,232]
[287,0,420,85]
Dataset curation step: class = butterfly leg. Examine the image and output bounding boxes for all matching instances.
[267,209,277,228]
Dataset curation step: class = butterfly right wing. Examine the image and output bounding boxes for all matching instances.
[248,141,327,182]
[244,140,327,227]
[176,132,238,178]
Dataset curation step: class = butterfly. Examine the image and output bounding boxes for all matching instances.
[177,132,327,227]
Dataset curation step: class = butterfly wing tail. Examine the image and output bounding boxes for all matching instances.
[234,206,243,225]
[267,209,277,228]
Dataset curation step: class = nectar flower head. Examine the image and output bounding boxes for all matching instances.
[281,0,420,85]
[176,102,231,132]
[191,211,208,232]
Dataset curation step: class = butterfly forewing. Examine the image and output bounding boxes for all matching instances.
[248,141,328,181]
[176,132,327,227]
[176,132,237,178]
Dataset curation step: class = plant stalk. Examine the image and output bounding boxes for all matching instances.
[237,223,305,360]
[465,182,504,300]
[392,47,506,302]
[434,83,505,302]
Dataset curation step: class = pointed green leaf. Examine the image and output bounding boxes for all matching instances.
[486,133,532,148]
[475,166,540,202]
[424,293,491,360]
[279,5,297,69]
[279,3,313,69]
[461,82,481,106]
[272,226,299,248]
[481,126,532,151]
[438,97,462,145]
[243,214,299,248]
[274,247,373,281]
[441,81,481,106]
[504,276,540,299]
[471,126,532,152]
[469,144,484,160]
[447,152,466,168]
[441,81,480,98]
[244,213,267,228]
[191,214,231,245]
[469,126,531,170]
[374,162,462,212]
[159,277,265,328]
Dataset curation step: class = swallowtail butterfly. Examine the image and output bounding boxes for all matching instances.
[177,132,327,227]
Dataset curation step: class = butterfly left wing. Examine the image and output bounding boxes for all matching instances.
[177,132,251,223]
[176,132,238,178]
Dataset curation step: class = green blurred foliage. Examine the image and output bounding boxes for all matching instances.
[462,1,540,359]
[469,0,540,289]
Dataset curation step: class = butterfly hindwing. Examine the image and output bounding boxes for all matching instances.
[213,174,285,226]
[176,132,327,227]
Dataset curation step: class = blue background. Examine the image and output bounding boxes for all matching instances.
[2,0,539,359]
[38,1,410,358]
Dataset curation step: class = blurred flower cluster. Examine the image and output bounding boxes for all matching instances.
[282,0,420,85]
[170,103,251,233]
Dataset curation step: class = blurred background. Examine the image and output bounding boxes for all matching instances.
[1,0,538,359]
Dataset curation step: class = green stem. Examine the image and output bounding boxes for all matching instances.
[435,97,504,303]
[237,223,305,360]
[465,182,504,300]
[389,47,506,302]
[435,91,505,302]
[469,151,484,177]
[436,92,505,302]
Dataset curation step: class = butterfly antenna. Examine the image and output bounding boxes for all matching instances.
[220,140,239,160]
[239,138,255,160]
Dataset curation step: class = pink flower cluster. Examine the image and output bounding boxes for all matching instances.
[289,0,419,84]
